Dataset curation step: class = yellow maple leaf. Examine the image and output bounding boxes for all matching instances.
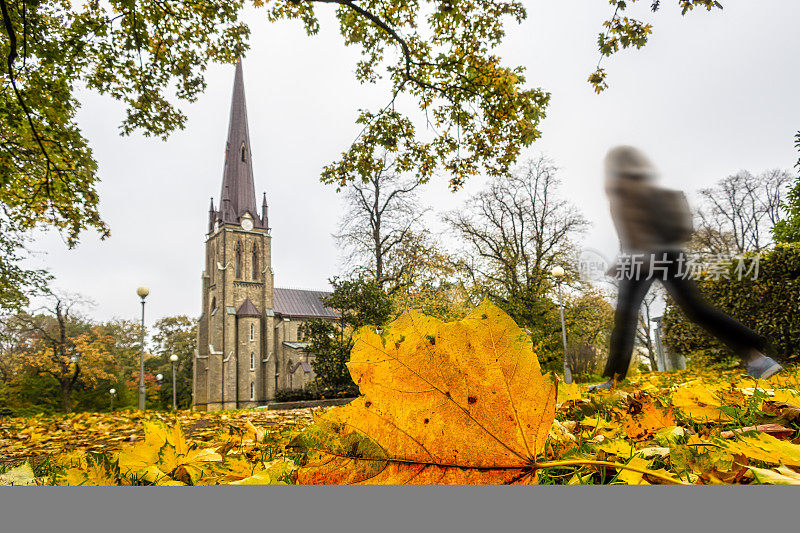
[117,420,220,485]
[230,459,295,485]
[617,456,652,485]
[771,390,800,405]
[749,464,800,485]
[624,399,675,441]
[293,300,557,484]
[725,433,800,467]
[597,438,633,458]
[117,422,165,483]
[60,461,118,487]
[671,380,733,422]
[557,382,582,406]
[243,421,265,444]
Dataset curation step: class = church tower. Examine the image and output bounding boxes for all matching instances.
[193,60,275,411]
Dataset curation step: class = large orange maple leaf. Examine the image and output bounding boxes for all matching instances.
[293,300,557,484]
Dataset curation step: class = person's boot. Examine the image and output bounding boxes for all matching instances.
[747,355,783,379]
[587,380,614,391]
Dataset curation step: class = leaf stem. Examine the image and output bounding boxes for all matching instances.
[534,459,689,485]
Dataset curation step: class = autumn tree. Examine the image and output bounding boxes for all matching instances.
[444,155,589,357]
[91,319,145,409]
[588,1,724,93]
[563,289,615,380]
[0,0,545,308]
[336,151,428,293]
[772,136,800,244]
[149,316,197,410]
[0,216,50,312]
[689,169,792,255]
[0,295,115,412]
[303,276,393,392]
[635,285,663,372]
[388,245,472,322]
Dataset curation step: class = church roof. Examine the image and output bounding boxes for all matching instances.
[274,288,339,319]
[289,361,313,374]
[283,341,310,350]
[215,60,266,228]
[236,298,260,317]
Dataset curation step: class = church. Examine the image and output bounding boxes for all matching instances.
[192,61,338,411]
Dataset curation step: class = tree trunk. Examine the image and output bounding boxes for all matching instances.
[61,378,73,413]
[647,347,658,373]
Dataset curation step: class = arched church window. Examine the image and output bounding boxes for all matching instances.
[250,323,255,341]
[241,142,247,162]
[235,241,242,278]
[250,381,254,400]
[251,243,258,280]
[250,352,255,371]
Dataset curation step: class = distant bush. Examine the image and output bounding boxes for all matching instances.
[0,405,55,418]
[271,381,360,403]
[272,389,320,403]
[663,244,800,365]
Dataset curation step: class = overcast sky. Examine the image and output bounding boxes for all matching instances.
[24,0,800,328]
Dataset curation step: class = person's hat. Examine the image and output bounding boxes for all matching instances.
[604,146,657,179]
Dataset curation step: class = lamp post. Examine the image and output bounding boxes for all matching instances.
[137,286,149,410]
[109,388,116,411]
[170,354,179,411]
[551,266,573,384]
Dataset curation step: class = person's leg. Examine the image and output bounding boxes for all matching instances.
[660,254,780,377]
[603,276,654,381]
[661,272,765,358]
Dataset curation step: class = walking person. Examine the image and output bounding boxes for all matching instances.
[591,146,781,390]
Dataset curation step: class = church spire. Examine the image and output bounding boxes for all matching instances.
[261,192,269,229]
[207,197,216,233]
[219,59,258,226]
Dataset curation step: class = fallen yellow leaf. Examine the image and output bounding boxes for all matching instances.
[293,300,557,484]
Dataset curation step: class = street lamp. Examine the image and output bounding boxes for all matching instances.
[170,354,179,411]
[109,388,116,411]
[137,286,149,410]
[551,266,573,384]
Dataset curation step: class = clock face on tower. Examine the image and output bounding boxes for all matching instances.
[241,218,254,231]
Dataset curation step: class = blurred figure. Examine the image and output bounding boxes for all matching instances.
[592,146,781,390]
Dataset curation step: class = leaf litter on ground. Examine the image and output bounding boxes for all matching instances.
[2,301,799,485]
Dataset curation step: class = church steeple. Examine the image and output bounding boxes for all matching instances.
[218,59,260,227]
[261,192,269,230]
[207,197,216,233]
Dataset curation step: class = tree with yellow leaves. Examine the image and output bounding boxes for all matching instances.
[1,295,116,412]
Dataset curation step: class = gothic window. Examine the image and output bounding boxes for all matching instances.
[235,241,242,278]
[250,323,255,341]
[250,381,254,400]
[241,142,247,162]
[251,244,258,280]
[250,352,255,371]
